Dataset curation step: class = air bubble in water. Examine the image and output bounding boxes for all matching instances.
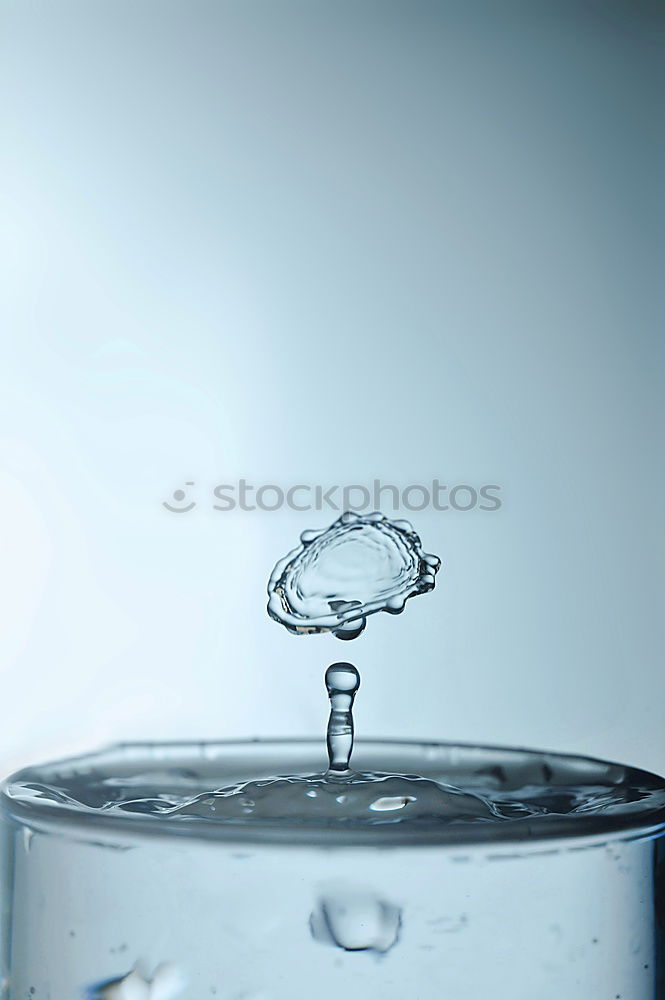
[310,890,401,953]
[89,963,186,1000]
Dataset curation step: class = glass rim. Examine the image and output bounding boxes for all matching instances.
[2,737,665,850]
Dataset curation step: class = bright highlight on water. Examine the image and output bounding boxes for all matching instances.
[267,511,441,639]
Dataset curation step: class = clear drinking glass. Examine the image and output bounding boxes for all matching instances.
[1,738,664,998]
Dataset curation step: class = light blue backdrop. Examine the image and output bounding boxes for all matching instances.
[0,1,662,774]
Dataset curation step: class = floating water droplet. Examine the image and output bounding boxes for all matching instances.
[267,511,440,639]
[325,662,360,773]
[327,601,366,641]
[310,890,402,953]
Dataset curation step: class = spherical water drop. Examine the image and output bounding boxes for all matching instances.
[325,663,361,696]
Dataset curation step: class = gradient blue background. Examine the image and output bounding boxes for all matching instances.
[0,1,662,774]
